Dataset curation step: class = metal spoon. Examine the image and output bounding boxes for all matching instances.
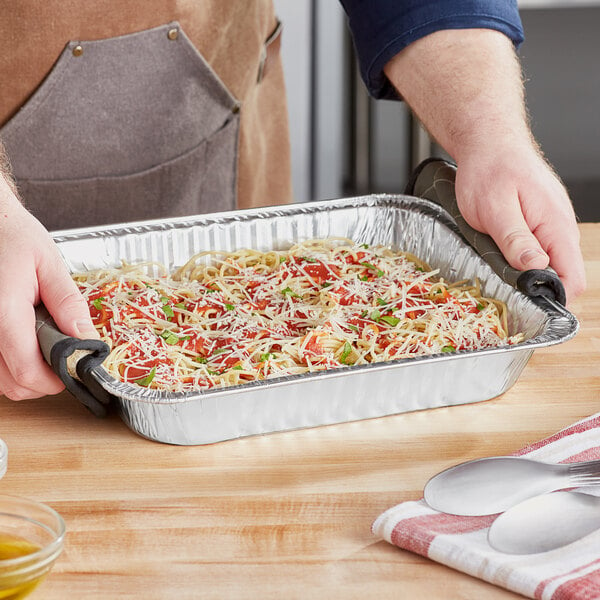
[424,456,600,516]
[488,491,600,554]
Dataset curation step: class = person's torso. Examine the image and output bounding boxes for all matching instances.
[0,1,291,230]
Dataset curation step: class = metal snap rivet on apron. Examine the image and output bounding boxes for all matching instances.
[167,28,179,41]
[72,45,84,57]
[231,104,241,114]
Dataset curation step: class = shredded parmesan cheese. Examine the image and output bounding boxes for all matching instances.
[73,238,523,391]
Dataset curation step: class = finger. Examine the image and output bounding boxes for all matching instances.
[0,353,60,401]
[461,187,550,272]
[0,305,65,399]
[518,174,586,303]
[535,220,586,305]
[37,246,99,340]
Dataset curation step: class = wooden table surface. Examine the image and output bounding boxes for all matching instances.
[1,224,599,600]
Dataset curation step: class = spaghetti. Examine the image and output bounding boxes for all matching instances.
[73,238,523,392]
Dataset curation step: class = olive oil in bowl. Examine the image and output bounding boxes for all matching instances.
[0,533,44,599]
[0,497,65,599]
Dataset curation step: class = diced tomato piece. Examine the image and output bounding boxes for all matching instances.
[432,288,450,303]
[303,333,324,354]
[248,298,269,311]
[463,301,481,314]
[221,355,241,368]
[120,364,150,380]
[88,282,119,302]
[347,316,370,332]
[329,284,360,306]
[343,251,367,265]
[89,305,113,329]
[302,262,340,283]
[180,332,210,355]
[193,302,226,317]
[285,257,341,284]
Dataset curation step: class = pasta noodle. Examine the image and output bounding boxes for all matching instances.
[73,238,524,392]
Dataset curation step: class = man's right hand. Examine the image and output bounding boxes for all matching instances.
[0,176,99,400]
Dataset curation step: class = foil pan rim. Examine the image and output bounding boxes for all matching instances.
[55,194,579,407]
[52,194,455,241]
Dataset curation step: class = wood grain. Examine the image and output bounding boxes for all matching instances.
[1,224,599,599]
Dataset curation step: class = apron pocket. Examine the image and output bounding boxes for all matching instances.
[17,116,238,231]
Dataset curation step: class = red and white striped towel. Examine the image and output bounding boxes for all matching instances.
[373,413,600,600]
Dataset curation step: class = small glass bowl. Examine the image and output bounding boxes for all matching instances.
[0,439,6,480]
[0,494,65,598]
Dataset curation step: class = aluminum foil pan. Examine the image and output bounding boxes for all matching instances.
[52,195,579,445]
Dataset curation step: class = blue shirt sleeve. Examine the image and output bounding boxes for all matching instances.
[339,0,525,100]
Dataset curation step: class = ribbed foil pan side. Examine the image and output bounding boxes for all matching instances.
[52,195,579,444]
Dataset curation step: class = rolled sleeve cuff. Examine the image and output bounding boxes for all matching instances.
[341,2,525,100]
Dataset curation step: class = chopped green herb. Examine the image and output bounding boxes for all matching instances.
[212,348,228,355]
[232,365,243,371]
[321,282,332,288]
[361,262,384,277]
[376,298,387,306]
[359,275,369,282]
[348,324,359,333]
[279,256,287,263]
[477,302,485,311]
[225,303,235,311]
[205,288,217,293]
[135,367,156,387]
[441,345,456,353]
[162,305,174,319]
[360,243,369,249]
[340,341,353,364]
[370,309,381,322]
[360,310,368,318]
[160,330,180,345]
[92,297,106,310]
[281,286,300,298]
[302,257,318,263]
[194,356,208,364]
[175,302,186,309]
[381,315,400,327]
[260,352,274,362]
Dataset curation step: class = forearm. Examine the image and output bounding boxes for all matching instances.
[384,27,585,302]
[384,28,533,162]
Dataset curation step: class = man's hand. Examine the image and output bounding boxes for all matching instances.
[0,176,98,400]
[454,145,585,303]
[384,28,585,304]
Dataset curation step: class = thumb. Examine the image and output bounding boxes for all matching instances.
[37,246,100,340]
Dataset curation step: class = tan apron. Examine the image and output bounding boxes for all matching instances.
[0,1,292,231]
